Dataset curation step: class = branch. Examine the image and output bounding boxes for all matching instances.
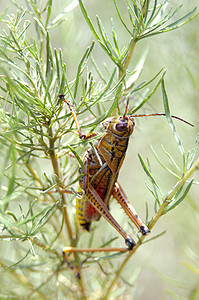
[103,157,199,298]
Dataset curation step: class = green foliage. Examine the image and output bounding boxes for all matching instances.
[0,0,198,299]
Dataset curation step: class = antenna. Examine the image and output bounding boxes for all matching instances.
[130,113,194,127]
[122,99,129,119]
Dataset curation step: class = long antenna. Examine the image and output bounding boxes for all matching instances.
[123,99,129,119]
[130,113,194,127]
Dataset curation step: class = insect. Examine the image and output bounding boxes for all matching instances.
[59,94,193,250]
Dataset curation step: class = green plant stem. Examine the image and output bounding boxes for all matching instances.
[0,258,34,289]
[49,133,73,243]
[48,126,74,241]
[49,132,60,178]
[120,38,137,80]
[103,157,199,298]
[30,236,86,298]
[61,194,86,298]
[76,269,87,299]
[24,158,60,204]
[25,162,44,187]
[60,194,73,241]
[25,267,61,300]
[48,128,86,298]
[48,131,74,240]
[150,157,199,228]
[119,0,149,80]
[142,0,151,18]
[30,237,59,255]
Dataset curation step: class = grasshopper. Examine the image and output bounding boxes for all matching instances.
[59,94,193,250]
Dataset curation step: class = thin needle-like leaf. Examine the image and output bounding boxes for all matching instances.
[161,79,185,156]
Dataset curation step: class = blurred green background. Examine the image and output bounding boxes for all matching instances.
[0,0,199,299]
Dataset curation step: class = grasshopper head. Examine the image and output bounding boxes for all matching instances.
[101,115,135,139]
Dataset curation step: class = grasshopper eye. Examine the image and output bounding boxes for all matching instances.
[115,122,127,131]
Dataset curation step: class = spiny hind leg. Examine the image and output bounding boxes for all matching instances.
[78,160,136,248]
[86,184,136,249]
[112,182,150,235]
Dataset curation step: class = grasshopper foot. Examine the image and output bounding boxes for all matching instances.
[140,225,150,235]
[125,237,136,249]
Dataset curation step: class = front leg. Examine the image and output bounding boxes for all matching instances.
[59,94,98,140]
[112,182,150,235]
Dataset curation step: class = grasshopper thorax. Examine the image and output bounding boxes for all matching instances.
[100,116,135,139]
